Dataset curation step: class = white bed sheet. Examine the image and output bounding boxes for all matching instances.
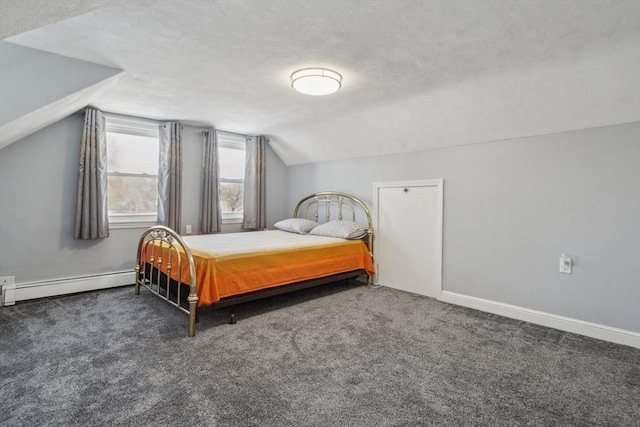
[181,229,348,257]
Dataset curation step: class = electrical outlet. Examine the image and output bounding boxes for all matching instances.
[0,276,15,285]
[185,224,192,234]
[559,254,572,274]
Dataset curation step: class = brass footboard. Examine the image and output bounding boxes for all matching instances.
[135,226,198,337]
[134,193,373,337]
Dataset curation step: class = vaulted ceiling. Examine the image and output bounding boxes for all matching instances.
[2,0,639,164]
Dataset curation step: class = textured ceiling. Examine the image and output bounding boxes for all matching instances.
[4,0,640,165]
[0,0,125,39]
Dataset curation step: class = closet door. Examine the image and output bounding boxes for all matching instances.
[374,180,443,298]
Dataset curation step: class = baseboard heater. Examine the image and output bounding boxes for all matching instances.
[0,270,135,306]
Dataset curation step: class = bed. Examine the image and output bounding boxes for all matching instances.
[135,192,374,337]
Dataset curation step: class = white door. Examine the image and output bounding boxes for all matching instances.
[375,180,443,298]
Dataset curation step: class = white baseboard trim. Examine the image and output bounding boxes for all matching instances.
[440,291,640,349]
[2,271,135,305]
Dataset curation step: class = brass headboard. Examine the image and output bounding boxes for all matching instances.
[293,191,373,256]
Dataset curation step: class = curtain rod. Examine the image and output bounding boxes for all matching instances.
[76,107,161,124]
[201,129,270,143]
[78,107,268,142]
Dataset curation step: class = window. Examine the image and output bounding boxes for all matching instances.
[105,115,160,227]
[217,131,246,223]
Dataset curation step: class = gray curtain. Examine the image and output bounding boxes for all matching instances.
[201,128,221,234]
[158,122,182,231]
[74,107,109,240]
[242,136,267,230]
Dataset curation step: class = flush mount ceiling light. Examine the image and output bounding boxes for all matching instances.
[291,68,342,96]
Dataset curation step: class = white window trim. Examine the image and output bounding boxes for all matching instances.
[217,130,246,150]
[105,113,160,138]
[221,212,243,225]
[109,220,158,230]
[218,130,247,223]
[105,114,160,226]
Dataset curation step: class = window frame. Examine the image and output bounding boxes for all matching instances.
[105,114,160,229]
[217,131,247,225]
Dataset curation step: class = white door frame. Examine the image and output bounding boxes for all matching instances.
[373,179,444,298]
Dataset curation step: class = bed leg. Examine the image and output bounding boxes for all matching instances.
[188,294,198,338]
[134,265,141,295]
[229,306,237,325]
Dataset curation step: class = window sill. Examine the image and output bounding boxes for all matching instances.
[222,217,243,225]
[110,219,243,229]
[109,221,157,230]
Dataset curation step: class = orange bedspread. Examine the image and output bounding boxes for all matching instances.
[143,231,374,306]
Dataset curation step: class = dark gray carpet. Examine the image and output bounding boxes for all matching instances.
[1,282,638,426]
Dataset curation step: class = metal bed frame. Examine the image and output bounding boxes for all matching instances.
[135,192,373,337]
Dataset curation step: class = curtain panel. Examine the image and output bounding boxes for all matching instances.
[158,122,182,232]
[74,107,109,240]
[242,136,267,230]
[201,128,221,234]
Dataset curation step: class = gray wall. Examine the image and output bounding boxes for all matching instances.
[181,126,289,234]
[0,114,289,283]
[2,113,636,333]
[288,122,640,332]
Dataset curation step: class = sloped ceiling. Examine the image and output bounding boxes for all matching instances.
[0,42,123,149]
[3,0,640,165]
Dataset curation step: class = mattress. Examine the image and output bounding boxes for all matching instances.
[145,230,374,306]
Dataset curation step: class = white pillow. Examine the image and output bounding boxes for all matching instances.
[274,218,319,234]
[309,220,369,239]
